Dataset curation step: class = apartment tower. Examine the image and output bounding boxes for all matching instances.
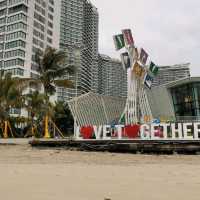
[98,54,127,98]
[57,0,99,101]
[0,0,60,78]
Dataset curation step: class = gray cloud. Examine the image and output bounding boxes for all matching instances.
[91,0,200,75]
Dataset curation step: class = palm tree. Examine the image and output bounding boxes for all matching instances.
[53,101,74,136]
[24,90,46,137]
[34,47,74,138]
[0,71,26,138]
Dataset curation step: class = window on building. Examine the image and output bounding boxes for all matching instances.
[48,6,54,13]
[7,13,27,23]
[0,17,6,25]
[4,58,24,68]
[4,49,25,58]
[32,37,44,48]
[8,0,28,6]
[48,13,53,20]
[0,43,4,50]
[6,31,26,41]
[34,12,45,24]
[0,9,6,17]
[7,22,27,32]
[49,0,54,5]
[4,68,24,76]
[47,37,52,44]
[8,4,28,15]
[35,4,45,15]
[47,29,52,36]
[33,29,44,40]
[0,1,7,7]
[5,40,26,49]
[0,25,5,33]
[48,21,53,28]
[33,20,44,32]
[0,52,3,59]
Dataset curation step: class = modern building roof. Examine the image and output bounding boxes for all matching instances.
[152,63,190,87]
[158,63,190,69]
[164,76,200,88]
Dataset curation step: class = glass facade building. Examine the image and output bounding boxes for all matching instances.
[147,77,200,122]
[171,82,200,119]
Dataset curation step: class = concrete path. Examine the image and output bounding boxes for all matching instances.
[0,138,30,145]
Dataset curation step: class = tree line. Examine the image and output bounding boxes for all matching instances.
[0,47,74,138]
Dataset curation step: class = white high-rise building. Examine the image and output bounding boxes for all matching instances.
[98,54,127,98]
[57,0,99,101]
[0,0,60,78]
[0,0,125,103]
[0,0,99,103]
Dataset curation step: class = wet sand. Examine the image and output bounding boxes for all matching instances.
[0,144,200,200]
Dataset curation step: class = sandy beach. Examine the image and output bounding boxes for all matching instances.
[0,144,200,200]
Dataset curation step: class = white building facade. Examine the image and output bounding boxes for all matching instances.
[0,0,60,79]
[0,0,125,104]
[98,54,127,98]
[57,0,99,101]
[0,0,61,115]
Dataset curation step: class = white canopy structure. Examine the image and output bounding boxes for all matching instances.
[68,92,126,126]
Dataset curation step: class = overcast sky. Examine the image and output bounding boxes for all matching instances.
[91,0,200,76]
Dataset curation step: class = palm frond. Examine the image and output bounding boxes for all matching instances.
[42,48,66,71]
